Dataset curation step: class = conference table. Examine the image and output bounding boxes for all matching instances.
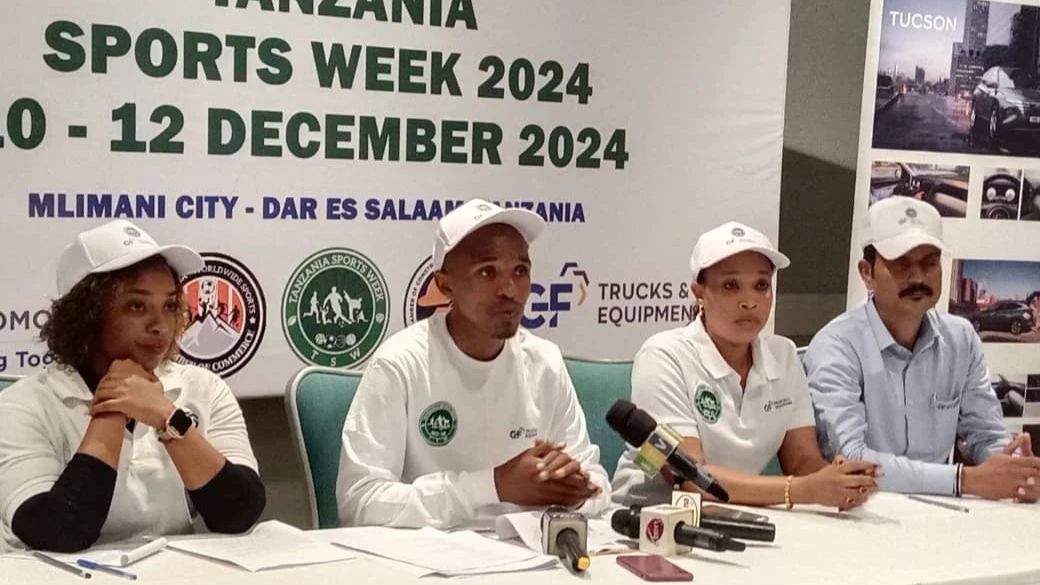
[4,492,1040,585]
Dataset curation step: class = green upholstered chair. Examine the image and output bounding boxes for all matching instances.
[284,366,362,529]
[762,456,784,476]
[0,374,20,392]
[563,357,633,479]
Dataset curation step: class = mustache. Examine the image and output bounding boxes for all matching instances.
[899,284,934,298]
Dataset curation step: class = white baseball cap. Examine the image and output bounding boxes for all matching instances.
[56,220,204,296]
[689,221,790,280]
[863,197,946,260]
[432,198,545,269]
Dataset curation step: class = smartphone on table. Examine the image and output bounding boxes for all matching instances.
[616,554,693,582]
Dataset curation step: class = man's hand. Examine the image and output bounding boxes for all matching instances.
[963,442,1040,502]
[494,440,600,507]
[90,359,175,429]
[1006,433,1034,457]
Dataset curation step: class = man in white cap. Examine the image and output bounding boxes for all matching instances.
[612,222,877,510]
[337,198,610,529]
[807,197,1040,501]
[0,220,264,553]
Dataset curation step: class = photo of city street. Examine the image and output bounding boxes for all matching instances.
[949,259,1040,342]
[870,161,969,217]
[874,0,1040,156]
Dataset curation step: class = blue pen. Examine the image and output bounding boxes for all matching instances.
[76,560,137,581]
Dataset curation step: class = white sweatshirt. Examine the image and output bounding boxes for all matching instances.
[336,312,611,529]
[0,363,258,551]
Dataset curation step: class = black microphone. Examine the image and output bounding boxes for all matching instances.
[610,508,745,553]
[610,506,641,539]
[699,517,775,543]
[606,400,729,502]
[674,522,746,552]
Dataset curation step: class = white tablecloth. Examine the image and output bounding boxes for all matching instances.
[4,493,1040,585]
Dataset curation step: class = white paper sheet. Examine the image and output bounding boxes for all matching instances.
[360,550,558,579]
[494,510,634,555]
[168,520,355,572]
[332,526,547,573]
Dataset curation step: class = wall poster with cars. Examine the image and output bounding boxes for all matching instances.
[854,0,1040,441]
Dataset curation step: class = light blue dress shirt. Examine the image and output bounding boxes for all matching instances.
[806,300,1010,496]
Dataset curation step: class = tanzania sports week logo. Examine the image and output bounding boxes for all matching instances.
[403,256,451,326]
[419,401,458,447]
[176,253,266,378]
[282,248,389,368]
[694,384,722,424]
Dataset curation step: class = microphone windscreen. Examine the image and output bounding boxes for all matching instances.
[609,508,640,539]
[605,400,657,447]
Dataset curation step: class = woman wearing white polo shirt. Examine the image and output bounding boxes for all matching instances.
[0,220,265,552]
[612,222,878,510]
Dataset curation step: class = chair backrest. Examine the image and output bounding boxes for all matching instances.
[761,456,784,476]
[0,374,21,392]
[284,366,362,529]
[563,357,633,478]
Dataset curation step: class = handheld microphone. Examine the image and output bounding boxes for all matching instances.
[540,507,589,572]
[699,516,775,543]
[606,400,729,502]
[611,506,744,554]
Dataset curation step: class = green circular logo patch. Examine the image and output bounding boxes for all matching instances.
[282,248,388,368]
[694,384,722,424]
[419,401,458,447]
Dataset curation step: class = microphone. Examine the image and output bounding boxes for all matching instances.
[606,400,729,502]
[632,503,777,543]
[611,507,744,554]
[540,507,589,572]
[700,516,775,543]
[674,521,745,552]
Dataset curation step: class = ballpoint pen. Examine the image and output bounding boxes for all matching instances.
[32,551,91,579]
[77,559,138,580]
[907,494,970,513]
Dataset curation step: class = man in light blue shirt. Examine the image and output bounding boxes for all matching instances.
[807,197,1040,501]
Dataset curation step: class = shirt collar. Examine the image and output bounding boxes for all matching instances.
[688,317,780,382]
[47,362,184,403]
[864,299,943,354]
[917,310,943,352]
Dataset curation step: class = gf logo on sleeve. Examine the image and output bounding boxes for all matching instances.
[508,427,538,440]
[763,397,793,413]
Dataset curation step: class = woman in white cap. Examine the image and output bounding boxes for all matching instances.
[0,220,264,552]
[611,222,878,510]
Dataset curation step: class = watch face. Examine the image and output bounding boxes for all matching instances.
[170,409,193,435]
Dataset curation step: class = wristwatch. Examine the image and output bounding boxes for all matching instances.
[157,408,196,442]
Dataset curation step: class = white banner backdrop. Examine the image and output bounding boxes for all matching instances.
[854,0,1040,435]
[0,1,790,398]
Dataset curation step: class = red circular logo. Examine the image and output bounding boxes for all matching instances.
[645,518,665,543]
